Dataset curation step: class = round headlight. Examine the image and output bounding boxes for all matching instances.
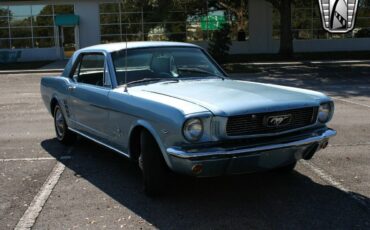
[318,103,333,123]
[183,118,203,142]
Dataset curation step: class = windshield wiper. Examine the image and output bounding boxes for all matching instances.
[177,67,225,80]
[122,78,179,87]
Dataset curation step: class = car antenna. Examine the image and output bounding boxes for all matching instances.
[124,26,128,92]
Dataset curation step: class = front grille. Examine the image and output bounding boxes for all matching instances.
[226,107,318,136]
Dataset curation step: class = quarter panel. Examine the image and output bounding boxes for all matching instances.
[40,76,75,128]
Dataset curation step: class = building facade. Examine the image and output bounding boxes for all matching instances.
[0,0,369,62]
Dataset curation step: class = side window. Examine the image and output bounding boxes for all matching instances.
[73,53,106,87]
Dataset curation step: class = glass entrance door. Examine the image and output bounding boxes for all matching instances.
[60,26,77,58]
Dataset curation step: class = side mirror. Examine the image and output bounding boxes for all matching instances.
[73,75,78,82]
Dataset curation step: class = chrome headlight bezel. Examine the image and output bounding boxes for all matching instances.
[318,102,334,123]
[182,118,204,142]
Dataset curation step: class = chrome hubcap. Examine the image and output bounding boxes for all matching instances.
[138,154,144,171]
[55,109,65,138]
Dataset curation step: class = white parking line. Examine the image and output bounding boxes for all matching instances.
[301,161,368,209]
[14,147,73,230]
[0,157,55,162]
[333,97,370,109]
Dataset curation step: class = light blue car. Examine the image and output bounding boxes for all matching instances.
[41,41,336,195]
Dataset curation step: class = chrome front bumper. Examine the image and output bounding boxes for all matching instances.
[167,128,336,177]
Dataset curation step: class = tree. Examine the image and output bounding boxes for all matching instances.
[266,0,294,57]
[211,0,248,41]
[208,23,232,64]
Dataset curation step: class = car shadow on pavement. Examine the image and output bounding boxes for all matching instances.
[41,138,370,229]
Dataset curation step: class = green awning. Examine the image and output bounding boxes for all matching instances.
[55,14,79,26]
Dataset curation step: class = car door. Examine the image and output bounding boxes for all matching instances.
[68,52,112,140]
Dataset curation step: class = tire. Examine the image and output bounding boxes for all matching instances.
[275,161,297,173]
[140,130,168,196]
[53,104,76,145]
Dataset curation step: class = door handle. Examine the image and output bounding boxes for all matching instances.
[67,85,76,92]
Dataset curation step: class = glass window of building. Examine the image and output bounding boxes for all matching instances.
[273,0,370,40]
[99,0,249,44]
[0,4,74,49]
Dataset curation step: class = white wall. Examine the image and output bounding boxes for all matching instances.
[12,48,59,62]
[248,0,273,53]
[74,1,101,48]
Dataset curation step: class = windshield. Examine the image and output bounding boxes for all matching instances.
[111,47,226,86]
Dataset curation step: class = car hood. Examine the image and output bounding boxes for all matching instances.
[134,79,330,116]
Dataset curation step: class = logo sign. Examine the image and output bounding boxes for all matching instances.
[265,114,292,128]
[318,0,359,33]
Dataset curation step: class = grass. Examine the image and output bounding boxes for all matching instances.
[0,61,53,70]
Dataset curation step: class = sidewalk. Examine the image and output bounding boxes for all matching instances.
[0,60,67,74]
[39,60,68,70]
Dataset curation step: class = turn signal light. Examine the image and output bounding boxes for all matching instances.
[192,164,203,175]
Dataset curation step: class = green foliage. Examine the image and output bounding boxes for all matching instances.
[208,23,232,64]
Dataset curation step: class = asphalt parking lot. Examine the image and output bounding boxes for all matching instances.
[1,62,370,229]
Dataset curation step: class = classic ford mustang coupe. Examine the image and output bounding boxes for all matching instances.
[41,41,336,195]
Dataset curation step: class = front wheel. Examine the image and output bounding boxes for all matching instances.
[140,130,169,197]
[53,104,76,145]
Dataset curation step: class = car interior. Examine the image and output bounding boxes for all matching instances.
[115,55,176,85]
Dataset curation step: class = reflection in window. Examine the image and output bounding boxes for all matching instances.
[33,27,54,37]
[0,4,74,49]
[0,39,10,48]
[0,17,9,27]
[9,5,32,17]
[0,28,9,37]
[101,35,122,44]
[0,6,9,17]
[11,38,32,48]
[273,0,370,39]
[10,17,32,27]
[34,37,54,48]
[31,5,53,16]
[99,0,249,43]
[54,5,74,14]
[32,16,54,26]
[11,27,32,38]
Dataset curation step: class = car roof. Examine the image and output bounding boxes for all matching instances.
[78,41,201,53]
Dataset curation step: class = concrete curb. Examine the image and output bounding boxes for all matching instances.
[0,69,63,74]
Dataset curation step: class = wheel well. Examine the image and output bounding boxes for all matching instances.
[129,126,144,161]
[129,126,160,161]
[50,98,58,117]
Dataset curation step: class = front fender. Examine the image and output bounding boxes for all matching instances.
[129,119,176,169]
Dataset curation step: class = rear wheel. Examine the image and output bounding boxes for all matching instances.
[140,130,168,196]
[53,104,76,145]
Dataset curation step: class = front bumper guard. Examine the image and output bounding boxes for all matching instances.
[167,129,336,160]
[166,128,336,176]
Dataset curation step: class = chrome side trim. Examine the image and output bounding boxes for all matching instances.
[167,129,337,160]
[69,127,130,158]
